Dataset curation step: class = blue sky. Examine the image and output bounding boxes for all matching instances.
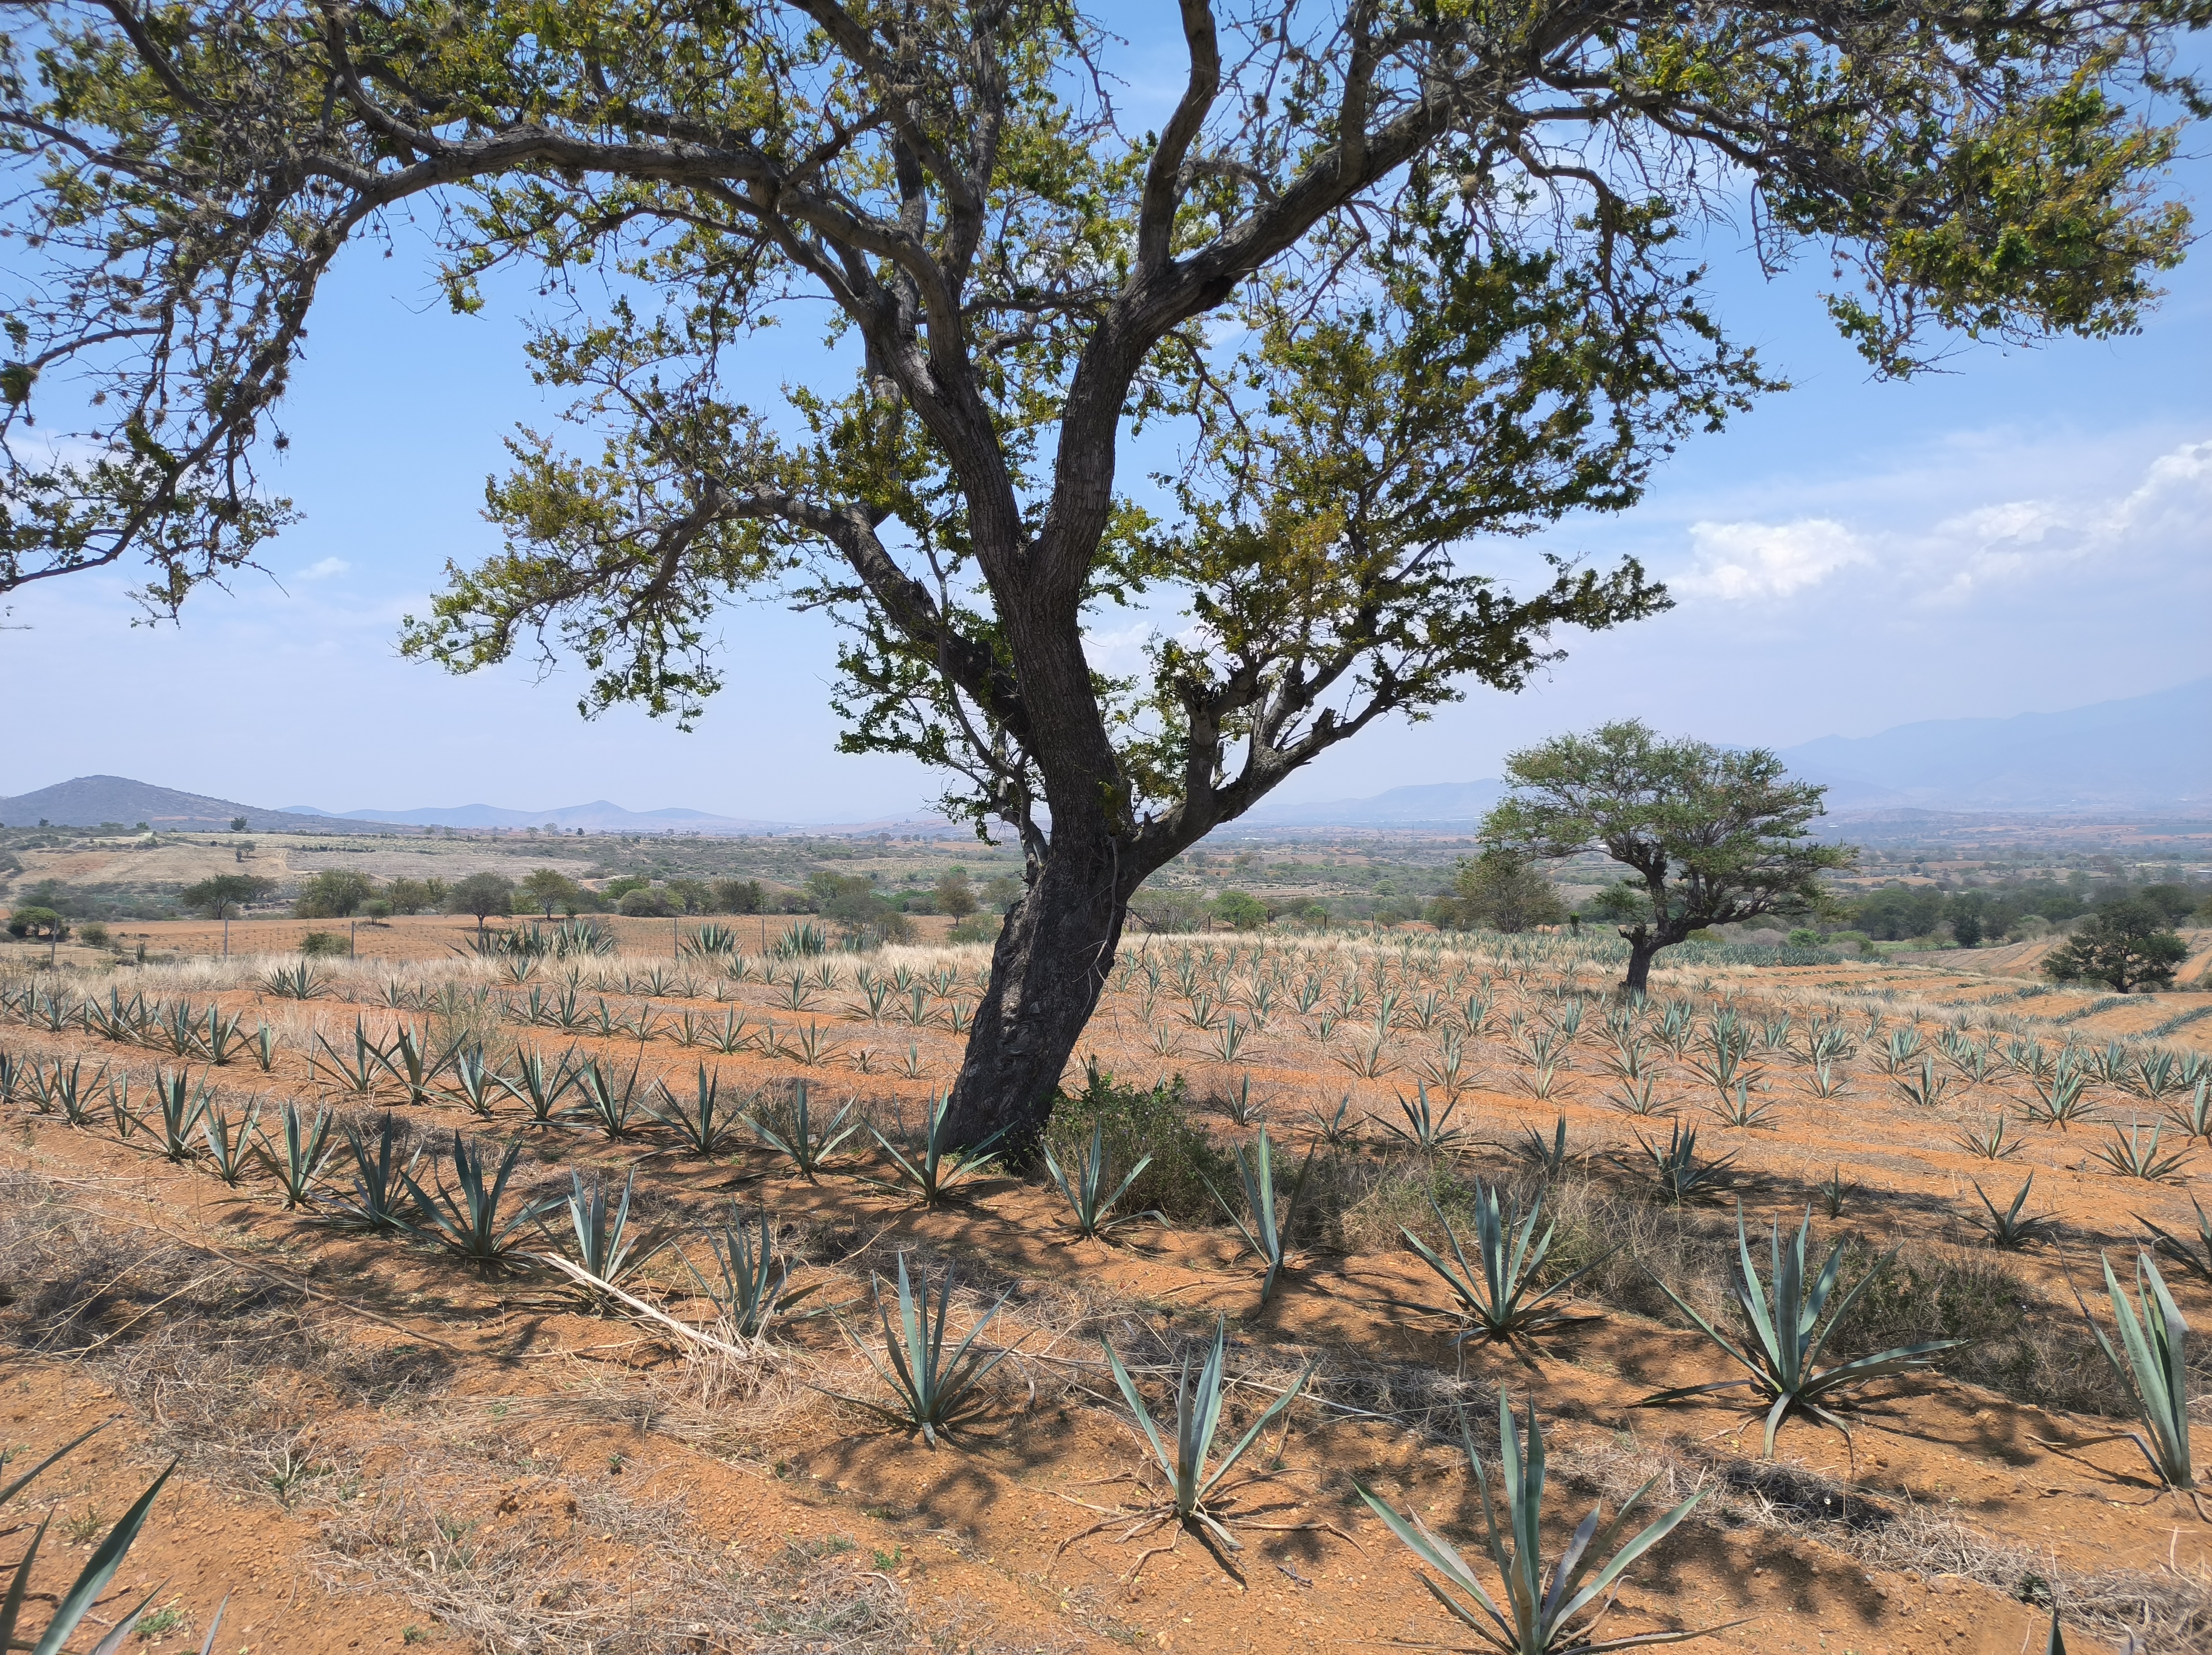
[3,30,2208,823]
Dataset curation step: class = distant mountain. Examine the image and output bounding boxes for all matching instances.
[287,798,796,833]
[1774,677,2209,812]
[1243,779,1510,829]
[0,776,395,834]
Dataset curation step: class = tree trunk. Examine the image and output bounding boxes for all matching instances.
[939,822,1130,1158]
[1622,934,1660,995]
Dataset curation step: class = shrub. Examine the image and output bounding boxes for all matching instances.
[948,912,1002,945]
[385,877,444,914]
[604,875,652,899]
[1428,847,1567,934]
[361,898,393,919]
[6,905,68,940]
[300,930,348,956]
[1212,889,1269,930]
[710,877,766,913]
[78,920,111,947]
[935,867,978,919]
[294,868,376,918]
[1046,1064,1232,1224]
[618,886,679,917]
[444,872,516,933]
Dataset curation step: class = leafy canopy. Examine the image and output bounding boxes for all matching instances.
[0,0,2198,862]
[1484,722,1856,965]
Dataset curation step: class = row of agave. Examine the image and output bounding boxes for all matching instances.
[6,1027,2202,1651]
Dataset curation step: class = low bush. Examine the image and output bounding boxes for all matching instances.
[299,930,348,957]
[1045,1064,1232,1224]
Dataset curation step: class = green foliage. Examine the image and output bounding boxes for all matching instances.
[1615,1120,1737,1205]
[2044,901,2191,994]
[1,1423,181,1655]
[649,1064,746,1155]
[551,1169,668,1304]
[2075,1252,2198,1497]
[2138,1195,2212,1283]
[1428,849,1567,935]
[1100,1316,1312,1549]
[294,868,375,919]
[868,1093,1008,1206]
[1205,1126,1315,1307]
[1357,1396,1715,1654]
[179,872,275,919]
[744,1080,860,1181]
[1041,1120,1160,1241]
[1638,1205,1966,1456]
[1212,889,1269,931]
[5,906,67,941]
[260,961,329,999]
[1046,1064,1231,1225]
[1484,723,1856,991]
[520,868,582,917]
[405,1132,558,1267]
[1971,1176,2058,1250]
[684,1204,819,1340]
[444,872,516,929]
[333,1112,421,1234]
[254,1101,335,1209]
[1399,1187,1613,1349]
[2089,1120,2193,1183]
[829,1255,1014,1447]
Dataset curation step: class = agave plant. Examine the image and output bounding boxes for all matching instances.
[545,1168,669,1305]
[498,1043,584,1126]
[826,1255,1016,1446]
[1952,1112,2026,1160]
[1306,1093,1363,1146]
[746,1080,862,1179]
[444,1045,506,1120]
[254,1101,336,1209]
[685,1203,820,1338]
[1078,1317,1312,1573]
[1204,1126,1315,1307]
[2018,1065,2100,1131]
[568,1055,651,1140]
[1514,1114,1574,1178]
[2089,1121,2193,1183]
[1383,1081,1467,1152]
[145,1068,211,1163]
[1889,1057,1955,1111]
[867,1093,1008,1206]
[2165,1078,2212,1139]
[2072,1251,2200,1507]
[1708,1080,1782,1130]
[2137,1195,2212,1282]
[261,961,329,1000]
[650,1063,747,1155]
[331,1112,421,1233]
[1614,1120,1736,1206]
[2,1424,187,1655]
[1601,1073,1673,1117]
[1638,1205,1966,1456]
[1399,1188,1612,1350]
[311,1019,386,1098]
[198,1100,262,1187]
[1041,1120,1159,1241]
[405,1132,559,1268]
[1970,1175,2059,1249]
[1357,1396,1719,1655]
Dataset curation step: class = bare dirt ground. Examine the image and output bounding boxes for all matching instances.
[3,935,2207,1655]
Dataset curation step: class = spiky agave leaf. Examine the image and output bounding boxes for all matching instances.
[1202,1126,1315,1307]
[744,1079,860,1180]
[1356,1395,1722,1653]
[405,1132,560,1267]
[2075,1250,2198,1497]
[2136,1194,2212,1282]
[825,1255,1016,1446]
[1398,1188,1615,1348]
[1099,1317,1311,1550]
[0,1423,179,1655]
[1970,1175,2058,1250]
[1637,1204,1966,1456]
[254,1101,336,1209]
[684,1203,820,1338]
[648,1063,746,1155]
[865,1093,1008,1206]
[1041,1120,1158,1241]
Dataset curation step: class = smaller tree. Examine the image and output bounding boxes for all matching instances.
[444,872,515,941]
[710,877,765,914]
[520,868,580,918]
[182,872,277,959]
[7,906,68,941]
[1213,890,1269,932]
[229,816,248,832]
[294,868,376,919]
[1485,723,1855,993]
[1948,892,1988,949]
[666,877,710,915]
[1427,848,1567,934]
[2042,901,2190,994]
[617,886,678,918]
[935,868,979,921]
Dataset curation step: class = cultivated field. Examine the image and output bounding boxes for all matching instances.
[3,932,2208,1655]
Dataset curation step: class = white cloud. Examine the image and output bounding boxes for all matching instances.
[1675,518,1869,601]
[299,556,351,580]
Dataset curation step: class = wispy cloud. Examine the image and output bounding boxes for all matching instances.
[1675,518,1869,601]
[1671,436,2211,609]
[299,556,351,581]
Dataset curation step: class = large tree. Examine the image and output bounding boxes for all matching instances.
[0,0,2196,1147]
[1483,722,1856,992]
[2042,899,2190,993]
